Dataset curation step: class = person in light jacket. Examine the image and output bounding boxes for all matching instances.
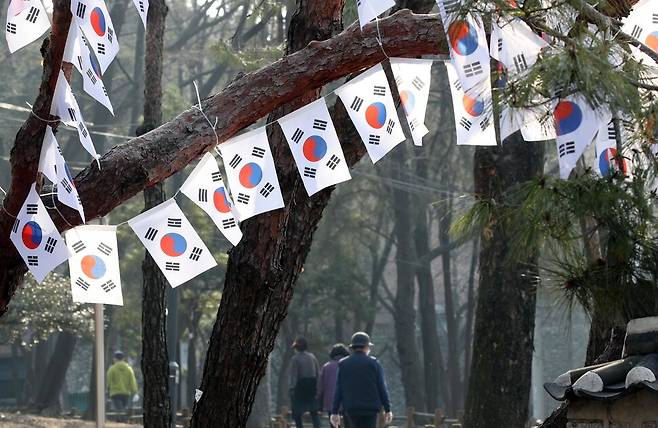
[289,336,321,428]
[331,332,393,428]
[106,350,138,420]
[317,344,350,427]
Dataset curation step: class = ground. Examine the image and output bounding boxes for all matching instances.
[0,413,142,428]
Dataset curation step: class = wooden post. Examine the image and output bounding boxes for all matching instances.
[280,406,289,428]
[406,407,415,428]
[434,409,445,428]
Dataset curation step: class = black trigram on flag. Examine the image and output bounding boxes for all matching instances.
[558,141,576,158]
[326,155,340,170]
[497,38,503,52]
[386,119,395,135]
[189,247,203,261]
[107,27,114,43]
[12,219,19,234]
[211,171,222,182]
[303,167,317,178]
[68,108,77,122]
[198,188,208,203]
[101,280,116,292]
[6,23,17,34]
[313,119,328,131]
[443,0,460,14]
[28,256,38,266]
[86,69,98,85]
[622,119,635,135]
[412,77,425,91]
[607,121,616,141]
[513,54,528,73]
[630,25,643,39]
[260,183,275,197]
[97,43,106,55]
[26,204,38,215]
[373,86,386,96]
[102,86,108,97]
[292,128,304,144]
[369,135,381,145]
[98,242,113,256]
[44,237,57,254]
[138,0,145,12]
[463,62,483,78]
[237,193,250,204]
[252,147,266,158]
[460,117,472,131]
[453,79,462,92]
[145,227,158,241]
[479,117,490,131]
[409,118,420,132]
[25,7,39,23]
[222,219,237,229]
[229,154,242,168]
[79,122,89,138]
[60,178,73,194]
[167,218,182,228]
[76,2,87,18]
[351,96,364,112]
[165,262,180,271]
[76,277,90,291]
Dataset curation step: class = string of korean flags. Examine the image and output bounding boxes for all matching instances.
[4,0,658,306]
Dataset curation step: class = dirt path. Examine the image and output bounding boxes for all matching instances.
[0,413,142,428]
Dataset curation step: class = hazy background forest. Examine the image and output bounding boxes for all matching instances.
[0,0,593,424]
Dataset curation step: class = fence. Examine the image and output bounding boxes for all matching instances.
[271,406,462,428]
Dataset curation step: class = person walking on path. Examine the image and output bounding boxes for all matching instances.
[330,332,393,428]
[106,350,138,419]
[289,336,321,428]
[317,344,350,427]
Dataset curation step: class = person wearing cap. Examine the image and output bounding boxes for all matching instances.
[317,344,350,427]
[289,336,321,428]
[330,332,393,428]
[106,350,138,418]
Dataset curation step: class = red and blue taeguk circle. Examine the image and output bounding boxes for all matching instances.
[462,94,484,117]
[599,148,628,176]
[447,20,479,56]
[646,31,658,53]
[365,102,387,129]
[22,221,42,250]
[81,255,107,280]
[160,233,187,257]
[90,7,107,37]
[239,162,263,189]
[213,187,232,213]
[303,136,328,162]
[400,90,416,115]
[553,101,582,136]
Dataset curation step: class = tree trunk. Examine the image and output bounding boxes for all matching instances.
[462,238,478,388]
[463,133,544,428]
[140,1,170,427]
[246,366,272,428]
[31,332,77,414]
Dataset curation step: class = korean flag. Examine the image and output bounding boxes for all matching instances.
[335,63,405,162]
[71,0,119,73]
[10,183,71,283]
[356,0,395,29]
[278,98,352,196]
[499,103,556,142]
[390,58,433,147]
[446,62,496,146]
[5,0,50,53]
[180,152,243,246]
[38,127,86,222]
[622,0,658,55]
[490,17,547,76]
[437,0,489,91]
[64,24,113,114]
[218,127,284,221]
[553,95,610,179]
[594,119,632,177]
[128,199,217,288]
[65,225,122,305]
[51,71,100,162]
[132,0,148,28]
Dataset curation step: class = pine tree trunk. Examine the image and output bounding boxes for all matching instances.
[140,1,170,427]
[189,1,346,426]
[463,133,544,428]
[31,332,77,414]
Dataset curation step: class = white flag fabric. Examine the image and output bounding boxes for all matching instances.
[129,199,217,288]
[278,98,352,196]
[356,0,395,28]
[180,153,243,246]
[335,63,406,162]
[499,104,556,142]
[51,70,100,162]
[594,119,632,177]
[38,127,86,222]
[71,0,119,73]
[390,58,432,147]
[622,0,658,54]
[446,62,496,146]
[64,24,113,114]
[553,95,610,179]
[10,183,70,283]
[5,0,50,53]
[132,0,148,28]
[436,0,490,91]
[218,127,285,221]
[65,225,122,305]
[490,18,547,76]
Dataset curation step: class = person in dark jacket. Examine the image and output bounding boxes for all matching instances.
[331,332,393,428]
[317,344,350,427]
[289,336,321,428]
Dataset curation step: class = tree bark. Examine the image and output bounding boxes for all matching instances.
[31,331,77,414]
[139,1,170,427]
[463,133,545,428]
[0,10,445,316]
